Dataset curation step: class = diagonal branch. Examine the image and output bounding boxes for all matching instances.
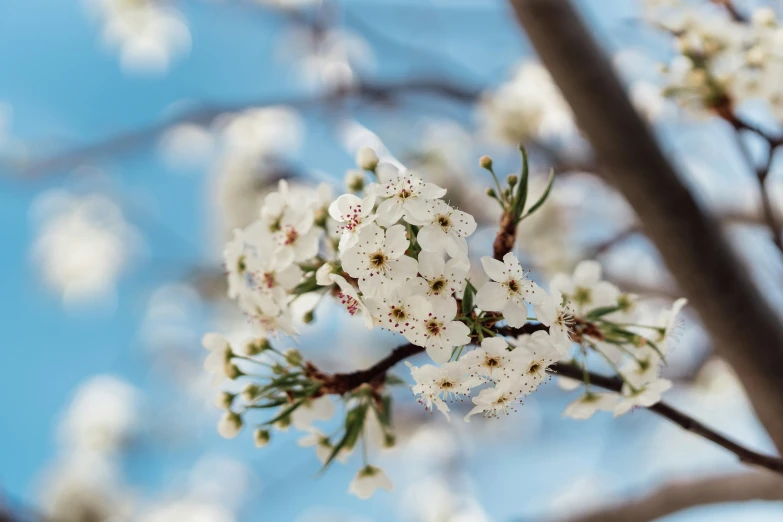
[558,470,783,522]
[509,0,783,453]
[315,337,783,475]
[10,79,480,178]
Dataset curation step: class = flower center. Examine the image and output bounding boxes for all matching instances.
[262,272,276,289]
[485,356,500,368]
[429,278,446,294]
[338,292,360,316]
[425,319,442,336]
[283,226,298,246]
[236,255,246,274]
[436,214,451,229]
[391,307,406,320]
[506,279,520,293]
[574,287,591,305]
[370,251,388,269]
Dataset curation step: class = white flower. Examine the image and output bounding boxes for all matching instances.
[406,296,471,364]
[365,278,426,336]
[349,465,393,499]
[417,251,468,298]
[328,193,377,251]
[356,146,379,171]
[464,381,521,422]
[614,379,672,417]
[549,260,619,314]
[331,274,374,328]
[341,223,418,298]
[291,396,336,431]
[240,291,295,337]
[406,360,482,420]
[461,337,524,381]
[563,392,618,420]
[202,333,232,386]
[315,262,338,286]
[271,207,320,266]
[223,228,254,299]
[475,253,545,327]
[620,345,663,389]
[510,330,562,387]
[534,290,574,352]
[214,391,234,410]
[653,298,688,353]
[298,429,333,464]
[217,411,243,439]
[406,199,477,258]
[368,164,446,226]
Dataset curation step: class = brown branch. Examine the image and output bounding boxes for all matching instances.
[509,0,783,452]
[559,470,783,522]
[711,0,749,23]
[493,211,518,260]
[9,79,480,178]
[312,330,783,475]
[550,362,783,474]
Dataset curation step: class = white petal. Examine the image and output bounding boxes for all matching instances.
[475,282,509,312]
[480,256,508,282]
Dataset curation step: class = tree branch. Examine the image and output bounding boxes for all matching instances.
[10,79,480,178]
[313,335,783,475]
[559,470,783,522]
[509,0,783,452]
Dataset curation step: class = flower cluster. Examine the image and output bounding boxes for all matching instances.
[647,0,783,119]
[204,146,688,499]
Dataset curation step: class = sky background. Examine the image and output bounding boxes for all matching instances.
[2,0,782,521]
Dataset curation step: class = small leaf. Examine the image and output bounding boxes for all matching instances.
[383,374,406,386]
[263,398,307,426]
[292,274,319,295]
[521,168,555,222]
[513,144,530,219]
[586,305,620,319]
[461,281,476,315]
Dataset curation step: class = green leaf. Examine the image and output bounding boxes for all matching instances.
[292,274,319,295]
[586,305,620,319]
[320,403,368,470]
[373,395,393,427]
[383,374,406,386]
[263,398,307,426]
[461,281,476,315]
[513,144,530,219]
[521,168,555,222]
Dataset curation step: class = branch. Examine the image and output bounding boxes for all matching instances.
[312,334,783,475]
[509,0,783,452]
[711,0,749,23]
[559,470,783,522]
[550,362,783,474]
[10,79,480,177]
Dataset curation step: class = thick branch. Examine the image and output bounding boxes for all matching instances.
[559,471,783,522]
[509,0,783,452]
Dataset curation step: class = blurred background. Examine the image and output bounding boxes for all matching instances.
[2,0,783,520]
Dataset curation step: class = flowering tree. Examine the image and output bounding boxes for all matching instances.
[8,0,783,520]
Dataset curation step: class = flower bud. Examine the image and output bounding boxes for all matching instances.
[485,188,497,199]
[254,429,271,448]
[241,337,270,356]
[383,433,396,448]
[217,411,243,439]
[225,362,241,380]
[356,147,379,171]
[344,169,365,192]
[479,155,493,170]
[274,416,291,431]
[507,174,518,187]
[303,310,315,324]
[241,383,260,402]
[284,348,303,366]
[214,391,235,410]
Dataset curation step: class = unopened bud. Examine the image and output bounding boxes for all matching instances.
[254,429,271,448]
[218,411,243,439]
[479,155,493,170]
[752,7,777,27]
[303,310,315,324]
[214,391,235,410]
[241,337,270,356]
[284,348,303,366]
[344,169,365,192]
[507,174,518,187]
[274,416,291,431]
[241,383,260,402]
[356,147,379,171]
[383,433,396,448]
[485,188,497,199]
[272,363,287,375]
[225,362,241,380]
